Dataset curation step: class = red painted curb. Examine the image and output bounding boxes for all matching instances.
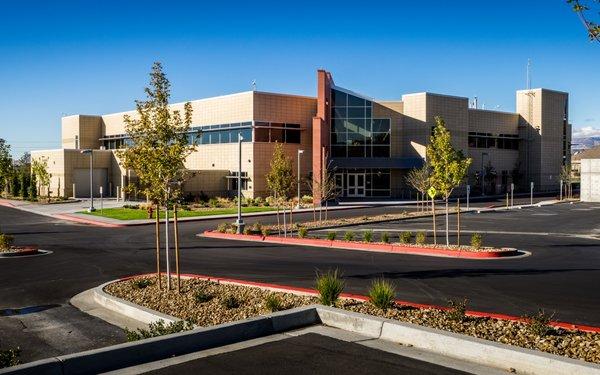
[53,214,124,228]
[119,272,600,334]
[202,231,520,259]
[0,199,15,208]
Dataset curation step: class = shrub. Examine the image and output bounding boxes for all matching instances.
[470,233,483,249]
[244,197,254,207]
[525,310,555,337]
[343,231,355,241]
[368,279,395,310]
[243,227,251,235]
[250,222,262,232]
[0,234,14,251]
[208,197,219,208]
[124,320,194,341]
[217,223,229,233]
[254,196,264,206]
[265,196,276,206]
[415,231,426,245]
[194,289,213,303]
[0,347,21,368]
[363,230,373,243]
[298,227,308,238]
[131,278,152,289]
[326,232,337,241]
[265,294,284,312]
[399,231,412,244]
[381,232,390,244]
[221,295,241,309]
[301,195,313,204]
[261,227,270,237]
[315,269,345,306]
[447,299,468,322]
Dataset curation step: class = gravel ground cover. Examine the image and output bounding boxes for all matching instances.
[106,276,600,364]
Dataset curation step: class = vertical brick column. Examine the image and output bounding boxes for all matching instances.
[312,70,332,205]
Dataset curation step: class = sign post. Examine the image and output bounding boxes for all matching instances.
[466,185,470,210]
[510,183,514,208]
[530,182,534,205]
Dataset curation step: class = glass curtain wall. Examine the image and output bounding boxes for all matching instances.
[330,88,390,158]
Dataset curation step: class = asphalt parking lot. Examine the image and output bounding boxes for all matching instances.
[0,199,599,365]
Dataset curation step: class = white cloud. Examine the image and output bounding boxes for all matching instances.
[573,126,600,138]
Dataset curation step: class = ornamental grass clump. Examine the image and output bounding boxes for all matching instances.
[470,233,483,249]
[221,294,241,309]
[446,298,468,322]
[363,230,373,243]
[381,232,390,244]
[265,294,284,312]
[525,309,555,337]
[399,231,412,244]
[131,278,152,289]
[298,227,308,238]
[326,232,337,241]
[194,289,213,303]
[368,279,396,310]
[343,231,355,241]
[0,347,21,368]
[124,320,194,342]
[0,233,14,251]
[415,231,426,245]
[315,269,345,306]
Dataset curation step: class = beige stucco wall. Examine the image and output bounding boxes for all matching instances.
[373,102,403,157]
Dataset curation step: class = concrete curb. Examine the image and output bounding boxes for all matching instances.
[51,204,369,227]
[315,305,600,375]
[92,281,181,325]
[0,306,318,375]
[201,230,521,259]
[5,305,599,375]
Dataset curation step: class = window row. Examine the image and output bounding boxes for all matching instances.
[331,132,390,146]
[102,138,132,150]
[468,134,519,150]
[192,128,253,145]
[331,89,373,108]
[254,122,301,144]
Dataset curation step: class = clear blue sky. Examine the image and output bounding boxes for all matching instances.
[1,0,598,157]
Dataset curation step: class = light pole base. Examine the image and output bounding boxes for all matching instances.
[88,207,96,213]
[235,219,245,234]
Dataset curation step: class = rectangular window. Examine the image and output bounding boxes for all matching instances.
[347,146,365,157]
[255,128,269,142]
[332,107,347,118]
[332,146,346,158]
[347,108,365,118]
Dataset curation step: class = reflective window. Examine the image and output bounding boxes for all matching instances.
[330,87,390,158]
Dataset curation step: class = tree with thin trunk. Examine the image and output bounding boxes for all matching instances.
[0,139,12,196]
[560,164,573,199]
[117,62,194,290]
[266,143,295,236]
[405,164,430,212]
[427,116,472,246]
[319,158,341,221]
[31,156,52,199]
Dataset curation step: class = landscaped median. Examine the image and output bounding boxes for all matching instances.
[92,273,600,368]
[201,230,521,259]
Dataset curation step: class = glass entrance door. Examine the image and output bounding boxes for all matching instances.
[347,173,366,197]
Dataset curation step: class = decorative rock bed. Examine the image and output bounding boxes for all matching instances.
[0,245,46,257]
[105,275,600,364]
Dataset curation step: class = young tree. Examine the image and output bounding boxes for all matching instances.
[266,143,295,236]
[0,139,12,195]
[559,164,573,199]
[405,164,430,212]
[427,117,472,246]
[117,62,194,290]
[31,156,52,199]
[567,0,600,42]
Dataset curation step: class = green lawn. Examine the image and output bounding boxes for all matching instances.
[80,206,275,220]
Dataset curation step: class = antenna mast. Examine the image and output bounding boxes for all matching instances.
[527,59,531,90]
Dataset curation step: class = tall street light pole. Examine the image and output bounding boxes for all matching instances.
[296,149,304,209]
[235,132,245,234]
[80,149,95,212]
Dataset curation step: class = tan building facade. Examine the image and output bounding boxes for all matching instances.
[34,70,570,200]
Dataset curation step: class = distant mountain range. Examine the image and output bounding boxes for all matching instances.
[572,136,600,153]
